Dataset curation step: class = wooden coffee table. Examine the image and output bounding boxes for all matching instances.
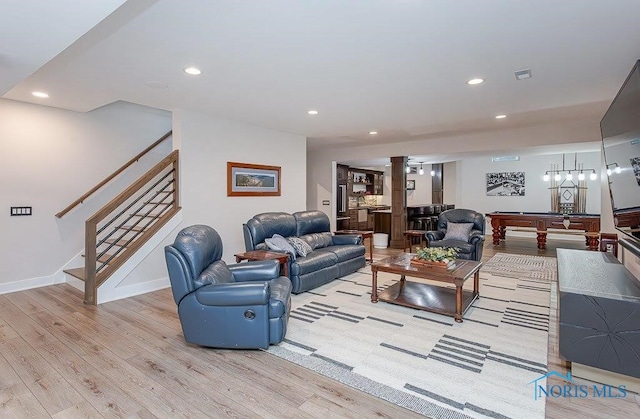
[371,253,481,323]
[234,250,290,277]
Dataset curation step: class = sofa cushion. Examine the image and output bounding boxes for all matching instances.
[245,212,297,248]
[288,237,313,257]
[290,250,338,276]
[294,210,331,236]
[300,232,333,250]
[443,222,474,241]
[265,234,296,260]
[326,244,366,262]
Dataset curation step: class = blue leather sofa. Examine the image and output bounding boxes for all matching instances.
[165,225,291,349]
[243,210,366,293]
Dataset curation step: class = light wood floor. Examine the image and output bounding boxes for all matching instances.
[1,236,638,418]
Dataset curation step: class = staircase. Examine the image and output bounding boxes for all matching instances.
[58,132,180,304]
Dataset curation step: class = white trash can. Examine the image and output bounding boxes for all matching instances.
[373,233,389,249]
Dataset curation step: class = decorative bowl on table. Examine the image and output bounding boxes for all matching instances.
[411,246,458,268]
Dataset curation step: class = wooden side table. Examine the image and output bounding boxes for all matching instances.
[334,230,374,262]
[234,250,290,277]
[403,230,427,252]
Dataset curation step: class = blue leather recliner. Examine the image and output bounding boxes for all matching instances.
[425,209,486,261]
[164,225,292,349]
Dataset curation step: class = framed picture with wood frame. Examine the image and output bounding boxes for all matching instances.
[227,162,281,196]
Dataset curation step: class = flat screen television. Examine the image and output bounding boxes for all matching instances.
[600,59,640,245]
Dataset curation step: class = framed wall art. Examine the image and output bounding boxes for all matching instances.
[406,179,416,190]
[227,162,281,196]
[486,172,525,196]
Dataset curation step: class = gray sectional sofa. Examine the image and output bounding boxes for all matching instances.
[243,210,366,293]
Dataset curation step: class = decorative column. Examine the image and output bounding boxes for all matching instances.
[390,156,407,248]
[431,163,443,204]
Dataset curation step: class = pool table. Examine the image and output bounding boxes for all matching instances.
[485,211,601,250]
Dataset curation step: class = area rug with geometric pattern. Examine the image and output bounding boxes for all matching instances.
[267,253,555,418]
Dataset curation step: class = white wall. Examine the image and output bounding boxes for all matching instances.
[0,99,171,287]
[308,117,606,225]
[443,161,457,204]
[456,151,602,215]
[145,108,307,265]
[406,170,432,206]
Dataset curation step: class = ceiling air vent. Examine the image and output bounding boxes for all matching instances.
[514,68,532,80]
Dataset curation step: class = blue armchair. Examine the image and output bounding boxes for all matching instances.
[164,225,292,349]
[425,209,485,261]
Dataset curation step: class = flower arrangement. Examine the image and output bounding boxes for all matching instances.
[414,246,458,263]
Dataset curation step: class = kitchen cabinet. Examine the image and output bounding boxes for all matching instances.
[374,211,392,237]
[348,209,359,229]
[373,173,384,195]
[349,168,384,196]
[367,213,375,230]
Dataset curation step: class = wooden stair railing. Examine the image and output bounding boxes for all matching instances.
[56,130,172,218]
[80,150,180,304]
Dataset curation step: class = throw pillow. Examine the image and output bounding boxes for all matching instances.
[443,222,474,241]
[264,234,296,260]
[288,237,313,257]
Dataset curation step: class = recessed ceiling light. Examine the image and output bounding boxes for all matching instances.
[32,91,49,98]
[184,67,201,75]
[307,110,318,115]
[369,131,378,135]
[467,78,484,85]
[495,114,507,119]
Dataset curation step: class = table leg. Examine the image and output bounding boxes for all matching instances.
[281,261,289,277]
[455,285,463,323]
[235,256,242,263]
[499,226,506,240]
[368,235,374,263]
[400,274,406,284]
[587,234,599,251]
[492,226,501,245]
[371,269,378,302]
[473,270,479,296]
[536,231,547,249]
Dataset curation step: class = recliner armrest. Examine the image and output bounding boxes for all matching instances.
[426,230,445,241]
[228,260,280,281]
[195,282,270,306]
[469,230,485,244]
[332,235,362,245]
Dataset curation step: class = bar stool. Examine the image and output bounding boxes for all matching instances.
[412,206,435,230]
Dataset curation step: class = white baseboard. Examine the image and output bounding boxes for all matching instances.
[98,277,170,304]
[0,274,55,295]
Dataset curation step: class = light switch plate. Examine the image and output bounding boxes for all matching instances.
[11,206,32,216]
[322,200,330,205]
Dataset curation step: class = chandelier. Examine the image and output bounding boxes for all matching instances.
[543,153,597,182]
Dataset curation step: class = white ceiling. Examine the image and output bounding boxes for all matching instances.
[3,0,640,160]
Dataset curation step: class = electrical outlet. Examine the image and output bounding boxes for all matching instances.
[10,206,32,216]
[322,200,330,205]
